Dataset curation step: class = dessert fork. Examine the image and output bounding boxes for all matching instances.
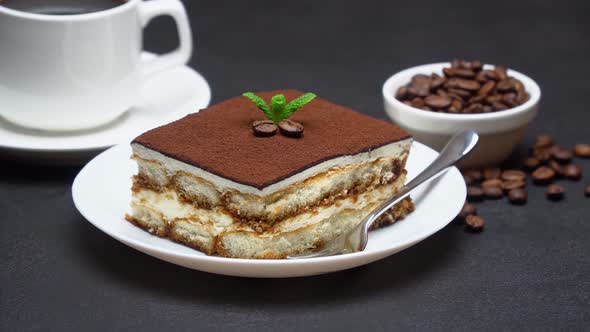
[287,130,478,259]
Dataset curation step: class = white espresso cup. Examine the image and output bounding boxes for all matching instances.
[0,0,192,131]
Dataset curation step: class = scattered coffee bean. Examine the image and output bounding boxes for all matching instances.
[278,119,304,138]
[546,184,565,201]
[252,120,277,137]
[502,180,526,191]
[465,215,485,232]
[533,148,552,163]
[501,170,526,182]
[548,160,564,177]
[483,186,504,199]
[523,157,540,171]
[551,147,573,163]
[464,169,483,182]
[395,60,529,114]
[534,135,553,149]
[483,167,502,179]
[467,186,484,202]
[508,189,527,205]
[532,166,555,184]
[458,202,477,220]
[585,185,590,197]
[573,144,590,158]
[481,179,504,189]
[562,164,582,180]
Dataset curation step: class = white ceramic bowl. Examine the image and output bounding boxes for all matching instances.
[383,63,541,168]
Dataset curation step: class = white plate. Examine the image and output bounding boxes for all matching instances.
[0,52,210,163]
[72,142,466,278]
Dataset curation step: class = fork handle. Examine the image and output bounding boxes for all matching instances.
[356,130,479,249]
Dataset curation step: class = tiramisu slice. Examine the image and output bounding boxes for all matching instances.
[127,90,414,259]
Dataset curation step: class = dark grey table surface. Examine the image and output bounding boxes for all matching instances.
[2,1,589,331]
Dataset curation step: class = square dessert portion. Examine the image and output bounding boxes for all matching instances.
[127,90,415,259]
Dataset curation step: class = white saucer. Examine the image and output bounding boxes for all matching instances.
[72,142,466,278]
[0,52,210,163]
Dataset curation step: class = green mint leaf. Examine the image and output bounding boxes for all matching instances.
[270,94,286,124]
[242,92,273,121]
[283,92,317,120]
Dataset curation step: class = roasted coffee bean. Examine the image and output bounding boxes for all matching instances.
[410,97,425,108]
[502,93,519,107]
[481,179,504,189]
[443,67,476,79]
[476,69,498,82]
[424,95,452,109]
[548,160,564,177]
[395,86,409,100]
[585,185,590,197]
[496,79,516,92]
[463,103,483,113]
[430,74,446,90]
[447,88,471,99]
[463,169,483,182]
[482,105,494,113]
[546,184,565,201]
[573,144,590,158]
[278,119,304,138]
[448,99,463,113]
[523,157,540,171]
[495,65,508,80]
[483,167,502,179]
[503,180,526,191]
[468,60,483,72]
[467,186,484,202]
[408,84,430,98]
[411,74,431,85]
[501,170,526,182]
[551,147,573,163]
[252,120,278,137]
[533,149,552,163]
[563,164,582,180]
[469,94,486,104]
[465,215,485,232]
[448,78,480,91]
[477,81,496,96]
[491,101,509,111]
[508,188,527,205]
[534,135,554,149]
[532,166,555,184]
[483,186,504,199]
[458,202,477,220]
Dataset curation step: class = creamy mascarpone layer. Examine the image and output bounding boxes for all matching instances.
[131,176,406,235]
[132,138,412,196]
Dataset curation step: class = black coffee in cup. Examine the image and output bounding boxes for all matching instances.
[0,0,127,15]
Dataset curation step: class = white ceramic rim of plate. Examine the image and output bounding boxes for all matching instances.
[72,141,465,275]
[0,52,211,152]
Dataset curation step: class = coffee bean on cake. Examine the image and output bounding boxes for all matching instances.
[252,120,278,137]
[278,119,304,138]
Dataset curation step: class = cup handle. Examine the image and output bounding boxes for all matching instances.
[138,0,193,77]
